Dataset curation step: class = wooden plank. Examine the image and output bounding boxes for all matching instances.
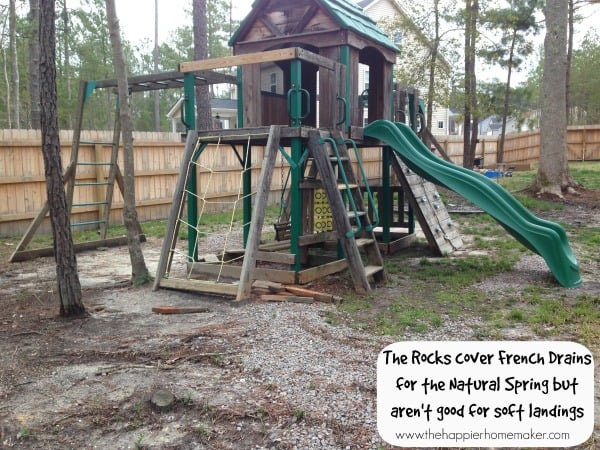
[180,48,298,72]
[153,131,199,290]
[159,278,238,297]
[9,235,145,262]
[380,234,417,255]
[364,265,384,278]
[252,267,296,284]
[259,240,291,252]
[255,250,295,265]
[261,294,314,304]
[237,125,281,301]
[298,231,337,246]
[179,48,336,73]
[152,306,210,314]
[252,280,284,292]
[297,259,348,285]
[282,285,342,304]
[188,262,242,279]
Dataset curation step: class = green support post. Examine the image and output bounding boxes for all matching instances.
[183,72,198,261]
[289,59,303,271]
[382,146,392,243]
[236,67,251,245]
[340,46,351,131]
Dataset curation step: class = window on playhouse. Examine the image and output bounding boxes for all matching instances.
[270,72,277,93]
[438,120,444,129]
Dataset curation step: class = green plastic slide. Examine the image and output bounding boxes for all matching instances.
[363,119,582,288]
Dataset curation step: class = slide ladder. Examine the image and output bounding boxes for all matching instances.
[364,120,581,288]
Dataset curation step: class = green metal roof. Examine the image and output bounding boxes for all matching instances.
[229,0,399,53]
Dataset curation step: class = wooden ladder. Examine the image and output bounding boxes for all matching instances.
[8,99,140,262]
[308,129,386,293]
[66,114,122,239]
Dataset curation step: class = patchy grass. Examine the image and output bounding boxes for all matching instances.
[332,186,599,344]
[1,206,282,255]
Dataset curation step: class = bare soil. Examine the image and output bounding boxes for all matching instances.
[0,189,599,449]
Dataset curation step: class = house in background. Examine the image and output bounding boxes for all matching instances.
[357,0,453,135]
[167,97,237,133]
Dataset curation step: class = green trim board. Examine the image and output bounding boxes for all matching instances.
[364,120,582,288]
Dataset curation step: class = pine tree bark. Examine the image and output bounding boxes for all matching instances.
[105,0,150,285]
[463,0,479,168]
[535,0,578,197]
[29,0,41,129]
[61,0,73,129]
[498,29,517,164]
[9,0,20,128]
[39,0,85,317]
[193,0,212,130]
[426,0,440,134]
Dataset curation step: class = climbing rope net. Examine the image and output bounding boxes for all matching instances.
[166,135,257,283]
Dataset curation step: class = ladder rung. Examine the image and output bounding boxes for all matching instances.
[72,201,109,207]
[75,182,112,186]
[338,183,358,190]
[77,162,114,166]
[347,211,366,219]
[364,265,383,278]
[79,141,114,145]
[355,238,375,248]
[71,220,106,227]
[330,156,350,161]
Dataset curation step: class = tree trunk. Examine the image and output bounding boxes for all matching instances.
[28,0,41,129]
[498,29,517,164]
[39,0,85,317]
[463,0,478,168]
[535,0,577,197]
[105,0,150,285]
[193,0,212,130]
[9,0,20,129]
[153,0,160,132]
[61,0,73,129]
[426,0,440,133]
[566,0,574,123]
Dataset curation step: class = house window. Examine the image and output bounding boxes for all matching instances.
[270,73,277,93]
[393,32,403,46]
[438,120,444,129]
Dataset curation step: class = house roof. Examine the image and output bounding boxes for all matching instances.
[229,0,399,53]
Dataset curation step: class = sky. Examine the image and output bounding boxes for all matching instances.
[114,0,251,46]
[112,0,599,85]
[10,0,600,85]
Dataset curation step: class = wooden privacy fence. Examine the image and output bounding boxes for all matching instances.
[1,126,599,237]
[437,125,600,167]
[0,129,382,237]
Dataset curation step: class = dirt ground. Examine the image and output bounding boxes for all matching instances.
[0,188,599,449]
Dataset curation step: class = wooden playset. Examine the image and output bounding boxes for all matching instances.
[152,0,462,300]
